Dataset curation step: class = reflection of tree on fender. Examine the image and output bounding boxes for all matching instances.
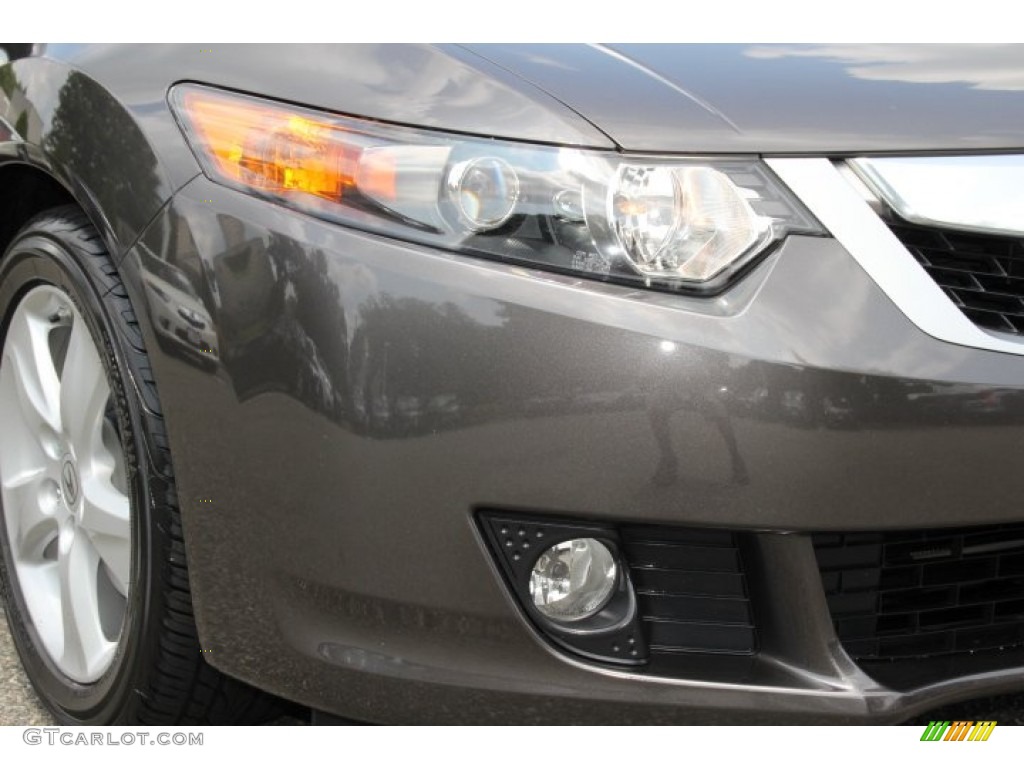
[44,72,162,243]
[645,342,749,487]
[215,233,346,421]
[0,65,31,140]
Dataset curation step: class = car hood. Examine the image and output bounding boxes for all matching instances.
[461,44,1024,154]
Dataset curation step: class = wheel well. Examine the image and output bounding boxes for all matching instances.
[0,163,77,257]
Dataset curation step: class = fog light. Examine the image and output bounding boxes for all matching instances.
[529,538,617,622]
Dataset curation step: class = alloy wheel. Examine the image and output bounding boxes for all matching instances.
[0,284,131,683]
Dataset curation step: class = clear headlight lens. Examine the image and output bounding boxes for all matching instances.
[610,164,776,282]
[171,84,822,291]
[529,538,618,622]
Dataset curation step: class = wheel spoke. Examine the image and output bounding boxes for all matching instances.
[80,471,130,538]
[1,468,57,560]
[60,318,109,461]
[0,358,55,477]
[79,469,131,593]
[2,308,62,435]
[16,561,62,657]
[86,529,130,597]
[58,527,115,681]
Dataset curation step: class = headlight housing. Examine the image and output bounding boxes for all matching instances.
[170,84,822,292]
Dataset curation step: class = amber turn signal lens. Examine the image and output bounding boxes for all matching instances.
[179,90,362,203]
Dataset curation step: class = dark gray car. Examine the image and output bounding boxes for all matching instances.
[2,43,1024,725]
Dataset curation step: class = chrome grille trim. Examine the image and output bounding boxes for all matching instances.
[767,157,1024,357]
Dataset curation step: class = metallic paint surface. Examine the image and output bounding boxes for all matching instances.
[45,43,614,150]
[467,43,1024,153]
[122,176,1024,722]
[5,43,1024,723]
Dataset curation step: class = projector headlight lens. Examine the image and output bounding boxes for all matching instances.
[447,156,520,231]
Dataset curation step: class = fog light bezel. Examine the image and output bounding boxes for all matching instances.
[478,511,648,665]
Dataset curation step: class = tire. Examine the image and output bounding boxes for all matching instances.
[0,205,278,724]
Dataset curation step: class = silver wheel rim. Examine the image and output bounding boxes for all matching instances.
[0,285,131,683]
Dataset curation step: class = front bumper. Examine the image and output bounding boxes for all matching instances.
[121,175,1024,723]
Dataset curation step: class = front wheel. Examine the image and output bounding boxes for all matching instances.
[0,205,276,724]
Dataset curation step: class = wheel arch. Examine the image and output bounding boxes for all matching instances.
[1,55,193,266]
[0,161,78,254]
[0,54,192,455]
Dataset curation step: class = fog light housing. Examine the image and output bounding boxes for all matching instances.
[530,538,617,622]
[479,513,647,665]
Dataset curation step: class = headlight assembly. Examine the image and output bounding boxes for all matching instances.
[170,83,823,292]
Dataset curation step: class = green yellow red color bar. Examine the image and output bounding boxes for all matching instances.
[920,721,997,741]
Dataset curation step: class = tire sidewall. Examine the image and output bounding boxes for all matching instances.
[0,224,162,724]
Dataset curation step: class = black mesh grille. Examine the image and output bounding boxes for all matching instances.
[889,220,1024,335]
[814,525,1024,661]
[621,526,757,656]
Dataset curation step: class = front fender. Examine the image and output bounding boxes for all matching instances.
[0,54,195,260]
